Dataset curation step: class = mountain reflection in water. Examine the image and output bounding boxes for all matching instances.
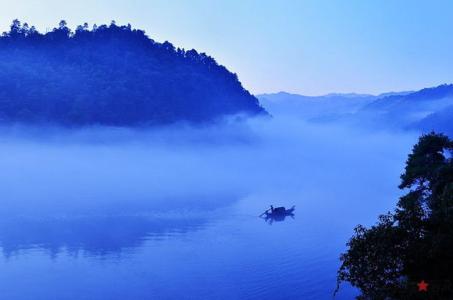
[0,214,210,257]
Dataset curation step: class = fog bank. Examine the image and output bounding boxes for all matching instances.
[0,117,418,220]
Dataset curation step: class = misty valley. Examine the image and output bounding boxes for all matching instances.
[0,18,452,300]
[1,113,448,300]
[0,118,421,299]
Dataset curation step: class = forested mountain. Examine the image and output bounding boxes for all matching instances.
[0,20,265,126]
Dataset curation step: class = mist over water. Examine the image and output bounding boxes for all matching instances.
[0,117,419,299]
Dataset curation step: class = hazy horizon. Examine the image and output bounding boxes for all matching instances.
[2,0,453,95]
[0,115,418,299]
[0,2,452,298]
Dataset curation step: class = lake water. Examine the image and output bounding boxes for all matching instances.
[0,120,418,299]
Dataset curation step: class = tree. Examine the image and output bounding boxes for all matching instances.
[49,20,71,40]
[9,19,22,38]
[21,23,30,36]
[59,20,68,30]
[75,25,84,34]
[337,133,453,299]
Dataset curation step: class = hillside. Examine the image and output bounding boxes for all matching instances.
[0,20,265,126]
[412,105,453,136]
[358,84,453,127]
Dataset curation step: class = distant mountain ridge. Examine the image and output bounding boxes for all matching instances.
[0,20,266,126]
[358,84,453,130]
[362,84,453,112]
[258,84,453,135]
[257,92,378,120]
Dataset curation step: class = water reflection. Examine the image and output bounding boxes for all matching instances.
[0,214,210,257]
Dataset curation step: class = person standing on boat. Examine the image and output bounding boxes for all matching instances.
[270,205,274,213]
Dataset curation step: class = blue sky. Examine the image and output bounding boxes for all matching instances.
[2,0,453,95]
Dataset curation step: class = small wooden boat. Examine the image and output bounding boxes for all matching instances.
[260,205,295,223]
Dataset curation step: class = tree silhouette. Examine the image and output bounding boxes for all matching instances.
[337,132,453,299]
[0,20,265,126]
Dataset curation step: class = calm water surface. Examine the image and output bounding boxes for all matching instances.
[0,122,417,299]
[0,200,358,300]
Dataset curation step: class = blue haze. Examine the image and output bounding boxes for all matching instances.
[0,118,418,299]
[0,1,449,298]
[1,0,453,95]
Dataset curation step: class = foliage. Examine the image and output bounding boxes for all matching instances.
[337,132,453,299]
[0,20,265,126]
